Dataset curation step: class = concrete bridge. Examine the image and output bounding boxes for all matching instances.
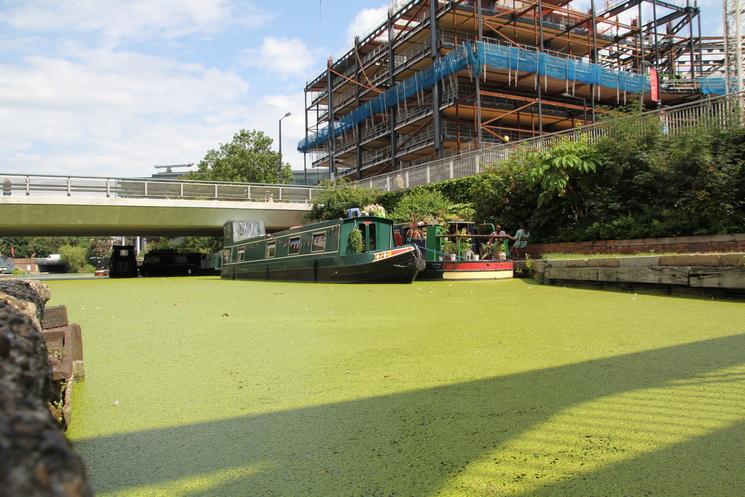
[0,174,317,236]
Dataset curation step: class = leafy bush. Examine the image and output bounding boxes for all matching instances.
[309,180,381,221]
[58,245,95,273]
[390,189,451,222]
[375,117,745,244]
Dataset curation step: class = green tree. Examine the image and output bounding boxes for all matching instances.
[526,137,598,216]
[308,180,381,221]
[188,130,293,184]
[58,244,94,273]
[390,189,451,223]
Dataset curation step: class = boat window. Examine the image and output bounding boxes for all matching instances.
[237,246,246,262]
[119,249,129,256]
[266,241,276,258]
[288,236,301,255]
[223,248,231,264]
[312,232,326,252]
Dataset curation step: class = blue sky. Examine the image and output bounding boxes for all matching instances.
[0,0,723,178]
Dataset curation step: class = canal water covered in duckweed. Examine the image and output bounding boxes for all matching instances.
[47,277,745,497]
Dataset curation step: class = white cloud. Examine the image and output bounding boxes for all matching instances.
[241,37,322,79]
[346,5,388,45]
[0,47,309,177]
[0,0,271,43]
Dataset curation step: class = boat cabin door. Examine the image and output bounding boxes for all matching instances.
[358,221,377,252]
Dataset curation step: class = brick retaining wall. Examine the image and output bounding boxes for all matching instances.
[527,233,745,257]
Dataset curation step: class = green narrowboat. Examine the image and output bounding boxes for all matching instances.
[221,217,425,283]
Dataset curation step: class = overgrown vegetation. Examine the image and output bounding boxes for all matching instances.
[58,245,95,273]
[397,119,745,242]
[390,189,450,223]
[310,118,745,243]
[308,179,381,221]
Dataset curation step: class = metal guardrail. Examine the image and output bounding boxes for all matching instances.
[352,91,745,192]
[0,174,319,204]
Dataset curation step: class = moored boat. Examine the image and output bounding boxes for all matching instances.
[395,221,514,280]
[140,249,219,277]
[221,217,425,283]
[109,245,138,278]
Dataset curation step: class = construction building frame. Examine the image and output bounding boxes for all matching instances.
[299,0,732,180]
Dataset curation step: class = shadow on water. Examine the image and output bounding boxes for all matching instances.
[76,333,745,497]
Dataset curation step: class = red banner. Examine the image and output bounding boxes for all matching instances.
[649,67,660,102]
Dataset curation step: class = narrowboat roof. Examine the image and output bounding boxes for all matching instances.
[225,216,393,245]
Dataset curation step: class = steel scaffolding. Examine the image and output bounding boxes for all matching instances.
[300,0,730,180]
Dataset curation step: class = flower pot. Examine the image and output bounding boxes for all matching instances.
[448,254,457,261]
[498,252,507,261]
[472,254,480,261]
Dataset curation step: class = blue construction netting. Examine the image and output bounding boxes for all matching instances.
[699,77,727,95]
[298,40,722,152]
[476,42,650,94]
[298,44,475,152]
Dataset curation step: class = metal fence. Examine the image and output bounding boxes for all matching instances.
[353,91,745,192]
[0,174,320,204]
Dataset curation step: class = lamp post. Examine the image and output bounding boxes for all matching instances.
[561,92,588,124]
[278,112,291,180]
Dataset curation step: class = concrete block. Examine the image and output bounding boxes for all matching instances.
[68,323,84,379]
[43,324,83,380]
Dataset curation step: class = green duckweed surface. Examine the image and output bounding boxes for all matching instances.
[49,277,745,497]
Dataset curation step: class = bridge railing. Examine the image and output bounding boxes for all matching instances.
[352,91,745,192]
[0,174,319,204]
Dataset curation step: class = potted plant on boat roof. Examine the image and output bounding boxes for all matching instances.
[362,203,386,218]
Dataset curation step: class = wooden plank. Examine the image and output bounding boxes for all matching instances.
[544,267,598,281]
[689,268,745,289]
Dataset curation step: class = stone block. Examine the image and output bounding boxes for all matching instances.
[42,306,68,330]
[43,325,83,380]
[0,280,50,321]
